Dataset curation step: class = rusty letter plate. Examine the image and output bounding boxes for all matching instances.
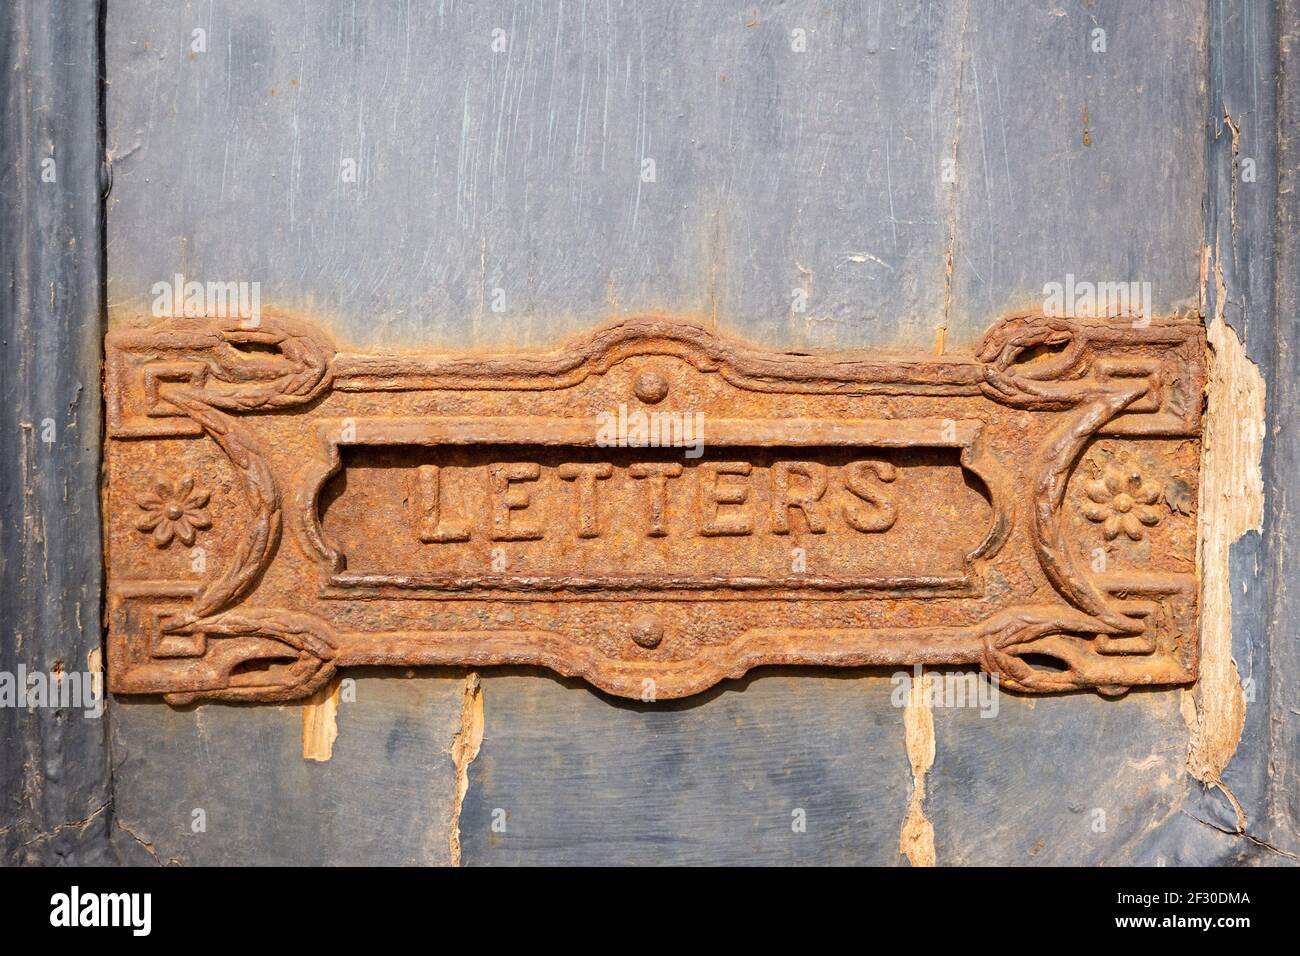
[105,315,1204,703]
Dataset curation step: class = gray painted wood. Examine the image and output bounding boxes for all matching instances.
[0,0,1290,865]
[105,0,964,351]
[461,670,911,866]
[95,0,1279,867]
[1267,0,1300,859]
[948,1,1207,331]
[105,1,1207,354]
[0,0,112,865]
[110,670,464,865]
[926,685,1189,866]
[1208,0,1300,861]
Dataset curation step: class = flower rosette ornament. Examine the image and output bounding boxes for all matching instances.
[135,476,212,548]
[1082,466,1162,541]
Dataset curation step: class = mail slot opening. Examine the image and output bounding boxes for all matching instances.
[317,443,993,594]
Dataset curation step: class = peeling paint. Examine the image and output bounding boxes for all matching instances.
[1184,248,1264,830]
[449,671,484,867]
[301,676,341,762]
[899,669,936,866]
[1223,112,1242,247]
[86,646,102,705]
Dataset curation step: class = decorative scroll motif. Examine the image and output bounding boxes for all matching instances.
[105,313,1204,703]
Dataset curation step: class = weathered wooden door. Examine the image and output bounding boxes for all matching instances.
[3,0,1297,867]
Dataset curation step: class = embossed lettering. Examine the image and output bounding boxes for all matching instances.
[557,462,613,538]
[414,464,471,542]
[770,461,828,534]
[489,462,543,541]
[843,460,898,533]
[628,461,683,537]
[698,461,753,536]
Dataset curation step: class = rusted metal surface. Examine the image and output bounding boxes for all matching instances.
[104,314,1205,703]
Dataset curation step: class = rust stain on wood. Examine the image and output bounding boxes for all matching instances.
[103,312,1205,703]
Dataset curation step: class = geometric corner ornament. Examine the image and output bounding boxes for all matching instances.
[104,313,1205,704]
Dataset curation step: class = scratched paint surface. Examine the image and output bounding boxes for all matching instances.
[104,0,1220,865]
[107,1,1202,352]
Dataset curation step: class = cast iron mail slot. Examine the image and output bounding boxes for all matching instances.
[105,314,1204,703]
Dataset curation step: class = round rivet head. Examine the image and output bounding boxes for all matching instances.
[631,614,663,649]
[633,371,669,404]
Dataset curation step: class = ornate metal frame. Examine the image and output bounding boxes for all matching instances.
[104,313,1205,703]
